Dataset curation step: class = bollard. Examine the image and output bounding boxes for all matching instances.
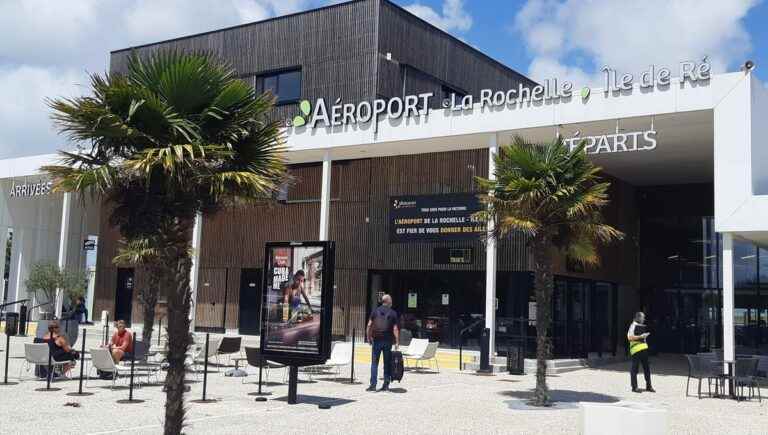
[349,328,356,384]
[67,329,93,396]
[251,354,270,401]
[103,314,110,346]
[459,340,463,372]
[36,341,60,392]
[0,332,17,385]
[192,333,216,403]
[116,350,144,403]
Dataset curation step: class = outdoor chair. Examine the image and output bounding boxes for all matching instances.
[19,343,75,382]
[310,342,352,377]
[684,354,721,399]
[402,338,429,359]
[405,341,440,372]
[192,335,222,374]
[125,341,163,381]
[243,346,285,384]
[734,358,762,402]
[87,347,156,389]
[755,355,768,378]
[216,336,243,367]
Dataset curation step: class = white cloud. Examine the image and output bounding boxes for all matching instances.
[405,0,473,33]
[514,0,759,85]
[0,0,325,159]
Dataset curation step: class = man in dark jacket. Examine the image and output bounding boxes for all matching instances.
[366,294,399,392]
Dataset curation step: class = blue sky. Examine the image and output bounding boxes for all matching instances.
[392,0,767,86]
[0,0,766,158]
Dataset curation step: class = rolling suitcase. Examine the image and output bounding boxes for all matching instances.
[391,350,404,382]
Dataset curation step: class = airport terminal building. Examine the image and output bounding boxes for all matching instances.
[1,0,767,361]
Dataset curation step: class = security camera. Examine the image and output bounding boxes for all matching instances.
[744,60,755,71]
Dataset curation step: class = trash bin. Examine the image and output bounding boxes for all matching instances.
[506,339,524,375]
[18,305,28,336]
[5,312,19,336]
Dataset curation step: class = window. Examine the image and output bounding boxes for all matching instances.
[442,84,466,102]
[258,69,301,104]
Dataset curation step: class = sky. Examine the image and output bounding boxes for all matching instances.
[0,0,766,159]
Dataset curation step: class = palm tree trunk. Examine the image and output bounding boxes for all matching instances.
[138,267,161,346]
[162,218,194,435]
[532,233,553,406]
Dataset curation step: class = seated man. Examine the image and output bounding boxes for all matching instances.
[109,320,134,362]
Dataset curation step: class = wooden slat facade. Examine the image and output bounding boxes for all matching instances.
[94,0,636,335]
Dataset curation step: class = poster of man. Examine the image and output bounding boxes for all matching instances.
[262,243,330,357]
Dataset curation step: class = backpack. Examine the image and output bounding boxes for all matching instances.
[391,351,404,382]
[372,310,393,340]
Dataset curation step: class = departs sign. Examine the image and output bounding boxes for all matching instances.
[260,241,335,366]
[389,194,485,243]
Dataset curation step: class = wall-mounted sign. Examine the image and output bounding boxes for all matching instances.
[289,59,710,130]
[260,241,335,367]
[408,292,418,309]
[83,240,97,251]
[564,130,657,155]
[390,194,484,243]
[434,248,474,264]
[8,180,53,198]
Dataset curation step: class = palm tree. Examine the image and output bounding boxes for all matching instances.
[44,52,287,434]
[476,136,623,406]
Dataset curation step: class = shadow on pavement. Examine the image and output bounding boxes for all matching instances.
[273,394,355,407]
[501,389,621,411]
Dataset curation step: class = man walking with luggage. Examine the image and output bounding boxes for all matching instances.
[627,311,655,393]
[367,294,399,392]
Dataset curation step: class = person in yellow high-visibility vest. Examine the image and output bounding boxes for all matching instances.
[627,312,655,393]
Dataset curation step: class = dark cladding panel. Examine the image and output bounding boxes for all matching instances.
[377,0,535,101]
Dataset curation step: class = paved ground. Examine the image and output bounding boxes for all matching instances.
[0,335,766,435]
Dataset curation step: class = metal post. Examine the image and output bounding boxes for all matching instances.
[192,333,215,403]
[459,340,463,371]
[3,334,8,383]
[287,366,298,404]
[103,314,109,345]
[129,354,135,400]
[157,317,162,347]
[0,333,14,385]
[35,345,60,391]
[46,348,53,389]
[117,350,143,403]
[251,353,270,401]
[202,333,209,400]
[67,329,93,396]
[350,329,356,383]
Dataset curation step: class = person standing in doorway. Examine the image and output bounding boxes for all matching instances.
[627,311,654,393]
[366,294,399,392]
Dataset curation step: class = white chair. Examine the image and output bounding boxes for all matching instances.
[315,342,352,377]
[88,347,156,389]
[192,336,222,375]
[19,343,75,381]
[404,341,440,372]
[402,338,428,359]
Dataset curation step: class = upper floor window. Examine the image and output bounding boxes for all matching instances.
[258,69,302,104]
[442,84,466,102]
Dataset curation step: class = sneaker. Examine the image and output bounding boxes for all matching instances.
[632,388,642,393]
[646,387,656,393]
[379,384,390,392]
[366,385,377,392]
